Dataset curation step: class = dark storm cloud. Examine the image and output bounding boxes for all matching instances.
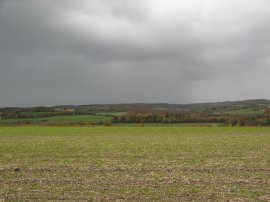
[1,0,270,106]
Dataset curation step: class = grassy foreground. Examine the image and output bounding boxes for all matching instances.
[0,126,270,201]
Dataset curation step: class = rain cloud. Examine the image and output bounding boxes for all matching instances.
[1,0,270,106]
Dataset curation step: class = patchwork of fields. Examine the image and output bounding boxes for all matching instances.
[0,126,270,201]
[0,115,112,125]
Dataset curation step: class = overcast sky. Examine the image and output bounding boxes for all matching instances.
[0,0,270,107]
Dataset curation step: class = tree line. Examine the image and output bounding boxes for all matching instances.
[112,111,270,126]
[112,112,226,124]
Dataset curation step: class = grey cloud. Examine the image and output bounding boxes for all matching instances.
[0,0,270,106]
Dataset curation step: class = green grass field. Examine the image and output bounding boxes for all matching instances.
[1,126,270,201]
[226,108,263,115]
[0,115,111,125]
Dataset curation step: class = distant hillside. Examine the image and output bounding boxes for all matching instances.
[1,99,270,115]
[105,99,270,115]
[1,99,270,126]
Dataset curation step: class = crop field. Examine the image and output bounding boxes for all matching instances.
[0,115,111,125]
[226,108,263,115]
[0,126,270,201]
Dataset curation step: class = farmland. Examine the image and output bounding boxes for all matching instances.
[1,126,270,201]
[1,99,270,126]
[0,115,111,125]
